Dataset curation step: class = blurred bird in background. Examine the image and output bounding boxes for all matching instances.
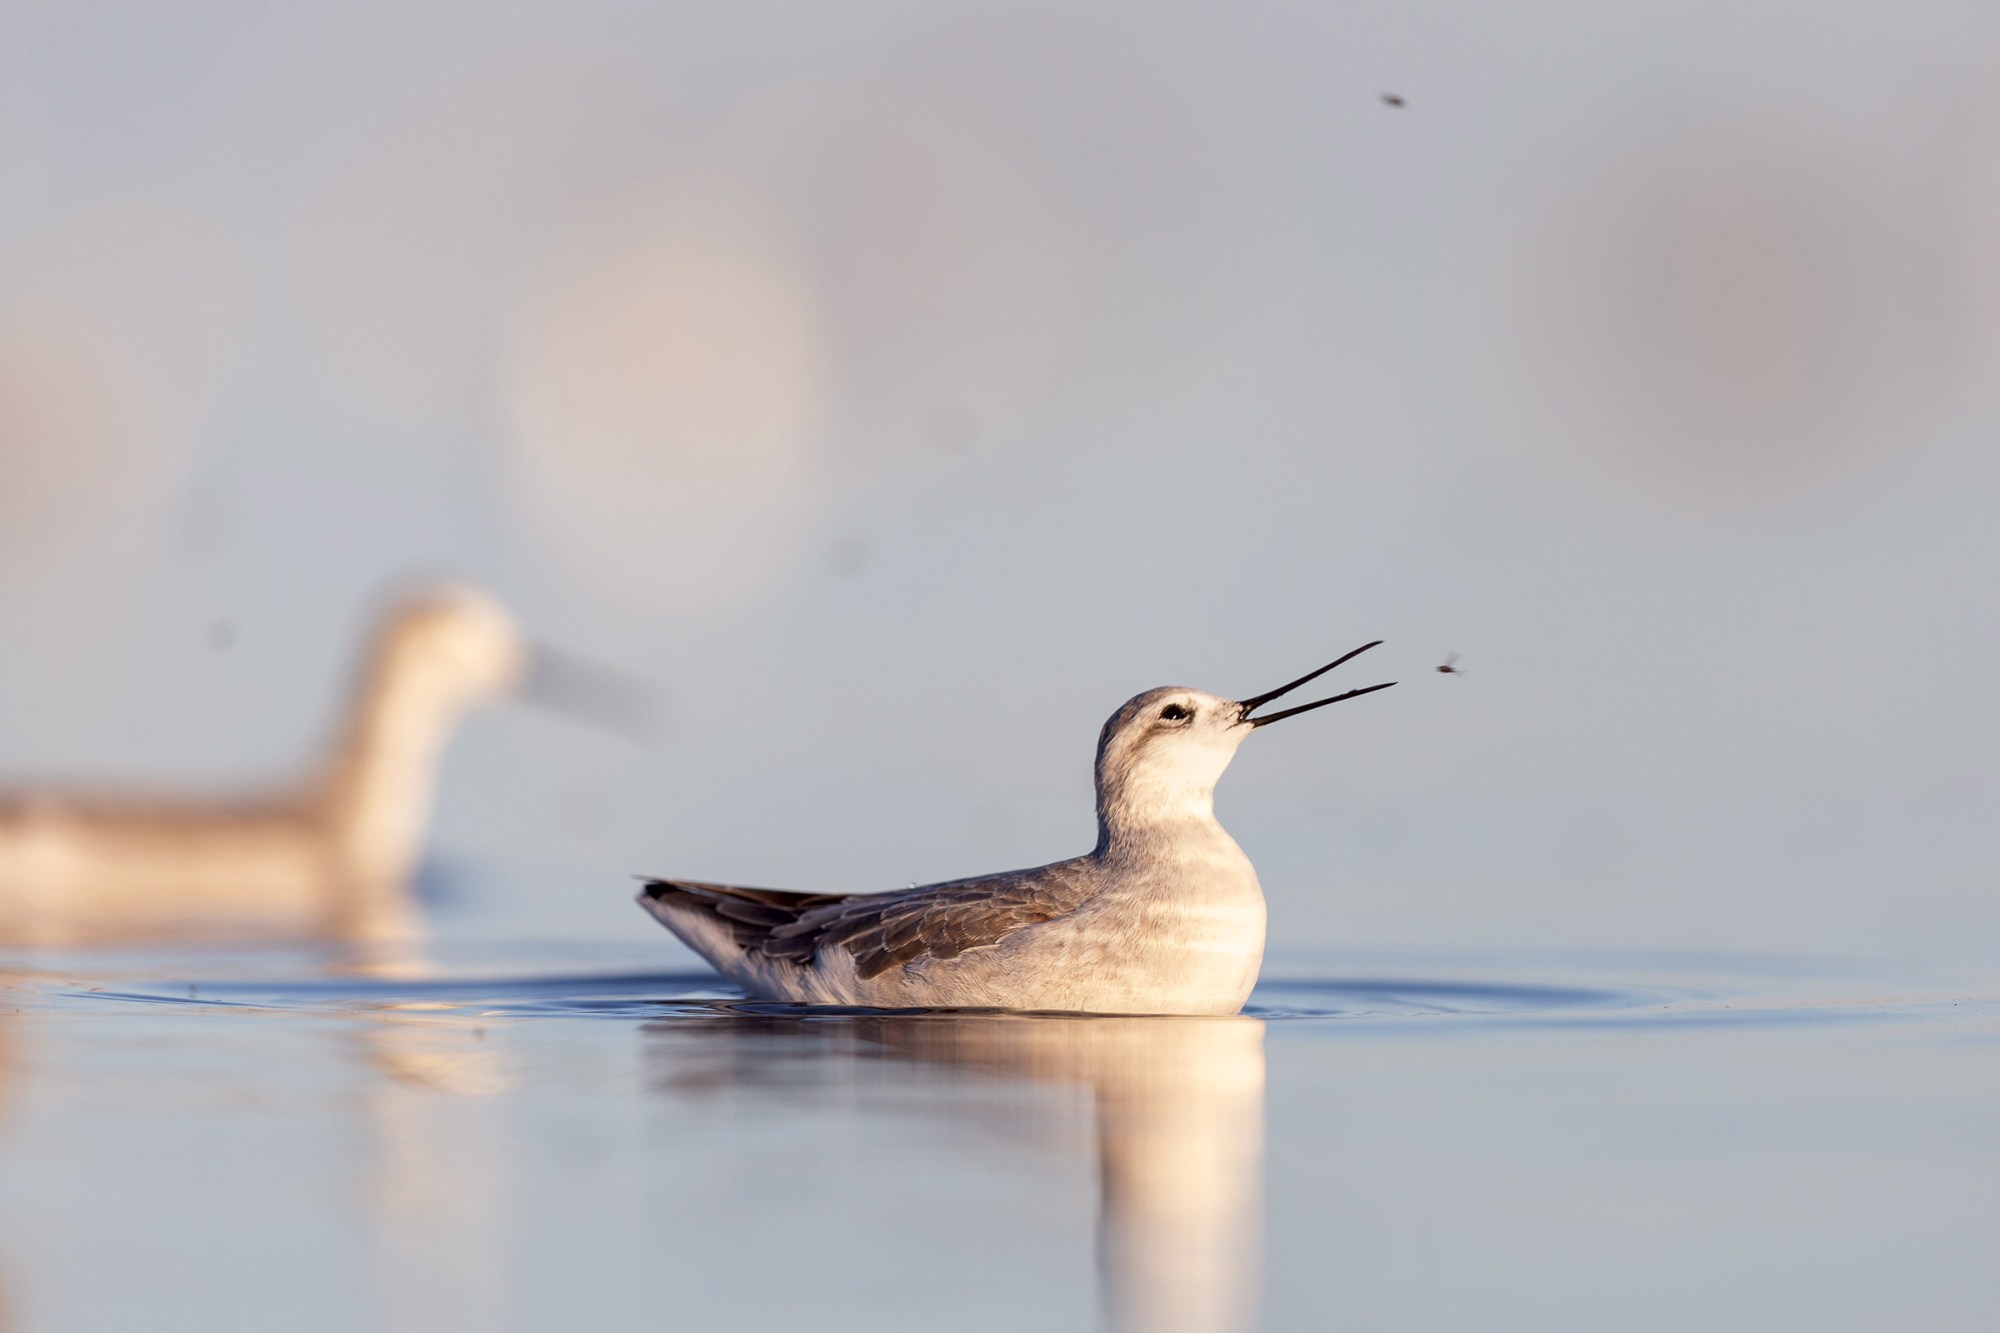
[0,584,554,945]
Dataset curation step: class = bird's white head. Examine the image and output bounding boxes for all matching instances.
[1095,687,1251,842]
[367,581,654,739]
[372,583,527,709]
[1093,643,1395,854]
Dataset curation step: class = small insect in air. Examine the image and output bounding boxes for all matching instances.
[1435,652,1463,675]
[1380,93,1406,107]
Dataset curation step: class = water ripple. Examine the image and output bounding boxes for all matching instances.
[34,952,1979,1033]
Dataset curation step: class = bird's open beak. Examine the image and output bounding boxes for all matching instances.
[1237,641,1396,727]
[518,644,658,740]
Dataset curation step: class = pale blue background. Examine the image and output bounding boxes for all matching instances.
[1,0,1996,959]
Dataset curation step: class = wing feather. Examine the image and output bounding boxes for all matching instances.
[640,859,1096,982]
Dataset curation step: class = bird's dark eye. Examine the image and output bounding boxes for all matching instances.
[1160,703,1193,722]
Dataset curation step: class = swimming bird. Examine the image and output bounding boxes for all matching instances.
[639,643,1395,1015]
[0,585,540,946]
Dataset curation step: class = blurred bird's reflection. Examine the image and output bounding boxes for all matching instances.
[647,1011,1264,1333]
[353,1008,515,1333]
[0,1012,18,1333]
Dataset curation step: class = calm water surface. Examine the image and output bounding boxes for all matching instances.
[0,943,1994,1332]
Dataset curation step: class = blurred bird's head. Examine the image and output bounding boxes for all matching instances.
[374,583,527,707]
[366,581,653,737]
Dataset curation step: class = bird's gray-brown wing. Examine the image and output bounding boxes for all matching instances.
[638,879,850,945]
[640,860,1097,981]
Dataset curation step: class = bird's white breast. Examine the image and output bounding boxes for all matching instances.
[843,827,1267,1015]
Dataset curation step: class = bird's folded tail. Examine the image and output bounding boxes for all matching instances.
[636,877,851,973]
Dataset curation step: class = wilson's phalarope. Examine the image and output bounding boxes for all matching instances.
[640,643,1394,1015]
[0,584,621,945]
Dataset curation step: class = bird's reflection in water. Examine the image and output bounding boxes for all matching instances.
[647,1011,1265,1333]
[0,1010,18,1333]
[351,1006,514,1333]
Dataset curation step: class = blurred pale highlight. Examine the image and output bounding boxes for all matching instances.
[1471,117,1970,509]
[771,96,1072,459]
[506,191,828,610]
[0,195,248,593]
